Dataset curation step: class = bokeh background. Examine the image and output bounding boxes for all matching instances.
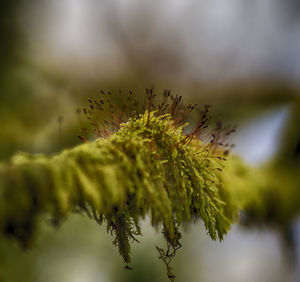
[1,1,300,281]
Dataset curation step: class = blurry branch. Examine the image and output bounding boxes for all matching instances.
[188,81,298,123]
[274,98,300,167]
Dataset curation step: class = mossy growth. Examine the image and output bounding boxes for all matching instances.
[0,89,238,280]
[222,155,300,229]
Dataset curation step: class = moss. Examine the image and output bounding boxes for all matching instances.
[222,156,300,228]
[0,104,235,278]
[3,90,299,280]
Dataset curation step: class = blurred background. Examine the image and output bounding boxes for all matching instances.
[1,0,300,281]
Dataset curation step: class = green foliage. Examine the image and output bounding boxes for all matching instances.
[3,90,299,280]
[0,108,234,279]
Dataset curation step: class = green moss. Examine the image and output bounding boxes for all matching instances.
[3,90,299,280]
[222,156,300,228]
[0,110,234,277]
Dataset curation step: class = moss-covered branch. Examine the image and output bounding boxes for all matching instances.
[0,106,236,278]
[223,157,300,229]
[1,90,299,280]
